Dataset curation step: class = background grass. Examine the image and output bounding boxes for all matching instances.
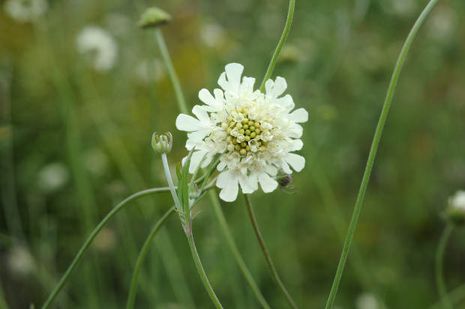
[1,0,465,308]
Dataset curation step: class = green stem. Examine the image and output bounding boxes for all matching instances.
[243,194,298,309]
[435,224,453,309]
[324,0,440,307]
[126,207,176,309]
[186,233,224,309]
[161,153,182,209]
[159,153,223,308]
[155,30,189,114]
[259,0,295,91]
[41,187,171,309]
[209,190,271,309]
[0,282,8,309]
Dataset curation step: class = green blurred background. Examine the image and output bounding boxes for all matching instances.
[1,0,465,308]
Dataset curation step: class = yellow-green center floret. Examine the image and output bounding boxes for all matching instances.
[222,108,267,157]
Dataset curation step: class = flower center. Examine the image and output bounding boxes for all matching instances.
[221,107,268,157]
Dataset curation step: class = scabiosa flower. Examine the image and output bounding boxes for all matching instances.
[76,26,118,72]
[3,0,48,23]
[176,63,308,202]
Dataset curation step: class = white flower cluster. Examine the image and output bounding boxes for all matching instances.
[76,26,118,72]
[176,63,308,202]
[3,0,47,22]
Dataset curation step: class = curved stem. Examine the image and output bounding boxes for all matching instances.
[324,0,440,307]
[126,207,175,309]
[155,30,189,114]
[435,224,454,309]
[186,233,223,309]
[259,0,295,90]
[209,190,271,309]
[243,194,298,309]
[41,187,171,309]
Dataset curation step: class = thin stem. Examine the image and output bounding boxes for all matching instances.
[243,194,298,309]
[259,0,295,91]
[161,153,182,209]
[324,0,440,307]
[126,207,176,309]
[186,233,224,309]
[436,224,454,309]
[430,283,465,309]
[155,30,189,114]
[41,187,171,309]
[209,190,271,309]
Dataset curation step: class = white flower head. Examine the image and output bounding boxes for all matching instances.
[446,190,465,226]
[76,26,118,72]
[450,191,465,211]
[176,63,308,202]
[356,293,382,309]
[3,0,48,23]
[38,162,69,192]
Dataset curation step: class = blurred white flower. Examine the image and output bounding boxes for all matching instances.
[105,13,131,37]
[428,7,456,42]
[356,293,381,309]
[135,58,165,83]
[384,0,417,17]
[84,148,108,176]
[76,26,118,72]
[8,245,35,276]
[92,227,116,252]
[176,63,308,202]
[38,162,69,192]
[450,191,465,211]
[3,0,47,23]
[200,23,226,48]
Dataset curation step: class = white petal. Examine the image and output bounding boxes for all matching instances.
[240,76,255,95]
[285,153,305,172]
[289,139,303,151]
[192,105,210,123]
[218,63,244,94]
[201,154,214,168]
[276,94,295,110]
[288,124,303,138]
[265,77,287,98]
[189,150,207,173]
[271,77,287,97]
[217,160,227,171]
[187,130,210,143]
[289,108,308,123]
[176,114,202,132]
[216,171,232,188]
[199,89,217,106]
[239,175,257,194]
[218,177,239,202]
[281,161,292,174]
[258,173,278,193]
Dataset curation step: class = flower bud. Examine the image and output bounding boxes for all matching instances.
[138,7,171,29]
[446,191,465,226]
[151,132,173,154]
